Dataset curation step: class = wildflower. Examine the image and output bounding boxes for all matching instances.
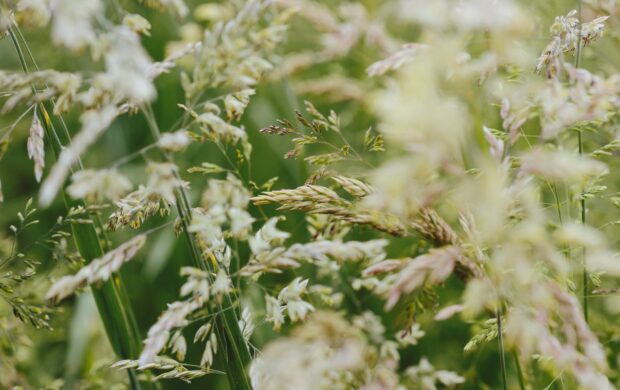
[434,304,464,321]
[404,358,464,389]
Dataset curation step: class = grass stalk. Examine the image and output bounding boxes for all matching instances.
[8,25,155,390]
[575,0,589,323]
[496,305,508,390]
[141,104,253,390]
[513,350,526,390]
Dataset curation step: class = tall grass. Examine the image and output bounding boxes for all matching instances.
[7,25,154,390]
[142,104,252,390]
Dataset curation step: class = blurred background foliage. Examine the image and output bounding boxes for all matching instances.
[1,0,620,389]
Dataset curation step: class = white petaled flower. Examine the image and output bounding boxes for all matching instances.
[67,169,133,203]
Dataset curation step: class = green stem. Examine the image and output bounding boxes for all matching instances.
[575,0,589,323]
[513,350,526,390]
[496,306,508,390]
[7,26,154,390]
[141,104,252,390]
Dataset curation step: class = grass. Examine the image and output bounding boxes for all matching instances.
[142,103,253,390]
[7,25,156,390]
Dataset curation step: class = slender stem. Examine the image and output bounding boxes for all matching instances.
[496,305,508,390]
[575,0,589,323]
[513,350,526,390]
